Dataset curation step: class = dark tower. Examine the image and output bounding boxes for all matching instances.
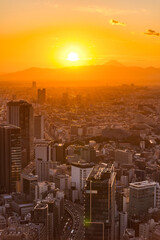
[0,125,22,193]
[84,164,116,240]
[7,100,34,168]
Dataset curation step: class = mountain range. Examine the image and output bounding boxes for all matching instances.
[0,61,160,86]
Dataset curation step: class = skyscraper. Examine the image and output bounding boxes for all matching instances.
[32,203,48,240]
[37,88,46,104]
[71,162,94,201]
[7,100,34,168]
[34,115,44,139]
[84,163,116,240]
[0,125,22,194]
[52,143,65,164]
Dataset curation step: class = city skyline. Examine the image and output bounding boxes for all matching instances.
[1,1,160,240]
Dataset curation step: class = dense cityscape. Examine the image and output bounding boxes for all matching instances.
[0,84,160,239]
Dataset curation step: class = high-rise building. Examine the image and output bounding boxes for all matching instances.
[37,88,46,104]
[32,203,48,240]
[52,143,65,164]
[129,181,157,218]
[32,81,37,89]
[0,125,22,194]
[42,199,57,240]
[80,145,96,162]
[71,162,94,200]
[35,141,52,181]
[34,115,44,139]
[21,172,38,201]
[7,100,34,168]
[84,163,116,240]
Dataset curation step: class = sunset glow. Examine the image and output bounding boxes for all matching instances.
[67,52,79,62]
[0,0,160,72]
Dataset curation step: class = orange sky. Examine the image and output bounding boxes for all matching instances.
[0,0,160,72]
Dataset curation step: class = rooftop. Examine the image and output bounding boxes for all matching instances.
[71,161,94,169]
[87,163,116,182]
[130,180,156,189]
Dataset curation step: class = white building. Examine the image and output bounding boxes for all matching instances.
[35,142,52,181]
[31,181,55,200]
[71,162,94,200]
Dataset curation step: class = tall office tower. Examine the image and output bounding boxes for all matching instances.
[129,181,157,218]
[32,81,37,89]
[35,141,52,181]
[37,88,46,104]
[34,115,44,139]
[21,171,38,201]
[71,162,94,201]
[52,143,65,164]
[0,125,22,194]
[84,164,116,240]
[42,199,57,240]
[32,203,49,240]
[115,150,132,165]
[7,100,34,168]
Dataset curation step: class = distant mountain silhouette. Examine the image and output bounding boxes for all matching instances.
[0,62,160,86]
[104,60,124,67]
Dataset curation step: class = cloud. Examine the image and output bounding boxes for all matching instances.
[144,29,160,37]
[110,19,126,26]
[74,6,144,16]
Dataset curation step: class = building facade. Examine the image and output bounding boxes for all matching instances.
[84,163,116,240]
[0,125,21,194]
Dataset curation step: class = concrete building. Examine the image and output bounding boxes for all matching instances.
[119,212,128,240]
[55,174,71,197]
[115,150,132,165]
[80,145,96,162]
[35,142,52,181]
[30,181,55,200]
[71,162,94,200]
[129,181,157,218]
[32,203,48,240]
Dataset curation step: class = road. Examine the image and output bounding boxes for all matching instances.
[63,200,84,240]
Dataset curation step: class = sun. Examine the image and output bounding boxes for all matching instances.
[67,52,79,61]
